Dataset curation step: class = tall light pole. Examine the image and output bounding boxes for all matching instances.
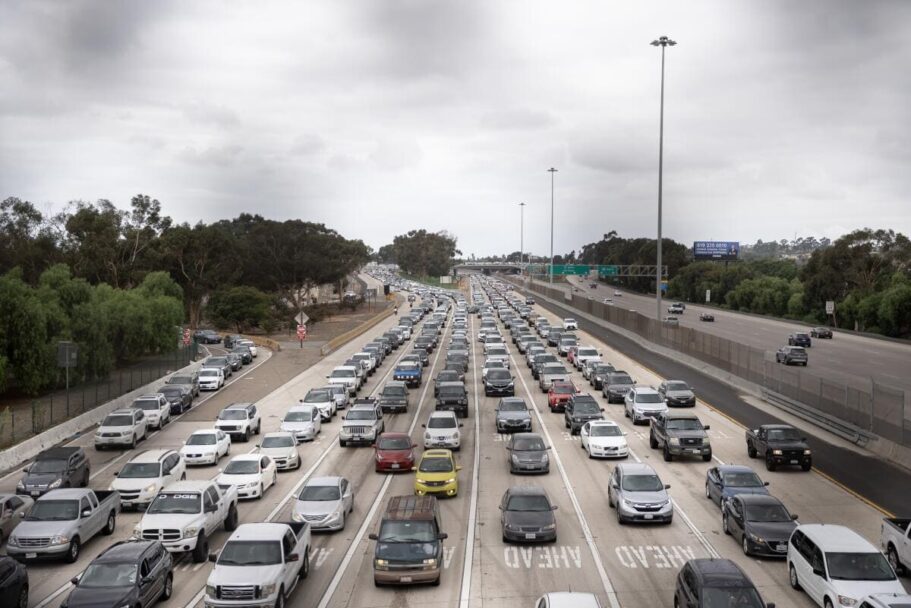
[518,202,526,269]
[547,167,558,284]
[651,35,676,321]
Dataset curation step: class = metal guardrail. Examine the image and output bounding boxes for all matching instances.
[760,388,876,447]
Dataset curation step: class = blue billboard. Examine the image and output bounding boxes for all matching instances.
[693,241,740,261]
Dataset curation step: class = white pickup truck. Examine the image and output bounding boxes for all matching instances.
[137,480,239,562]
[205,522,311,608]
[881,517,911,575]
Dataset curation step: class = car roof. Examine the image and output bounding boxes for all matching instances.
[96,540,156,563]
[107,408,137,417]
[589,419,620,427]
[230,523,289,541]
[128,449,173,463]
[689,558,752,587]
[224,402,254,410]
[263,431,295,439]
[617,462,657,475]
[227,454,262,462]
[429,410,457,418]
[422,449,453,458]
[717,464,755,474]
[506,485,548,497]
[306,476,342,486]
[798,524,877,552]
[664,411,701,420]
[37,447,83,459]
[763,424,795,430]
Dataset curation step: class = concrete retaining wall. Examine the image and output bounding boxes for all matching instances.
[320,307,395,356]
[0,358,204,474]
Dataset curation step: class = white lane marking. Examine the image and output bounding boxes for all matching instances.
[458,307,481,608]
[510,351,622,608]
[504,545,584,569]
[315,308,453,608]
[615,545,697,569]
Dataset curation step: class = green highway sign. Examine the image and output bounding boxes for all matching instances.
[598,265,619,276]
[551,264,590,275]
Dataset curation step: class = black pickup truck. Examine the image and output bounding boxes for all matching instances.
[745,424,812,471]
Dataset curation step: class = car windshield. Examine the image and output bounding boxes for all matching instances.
[439,386,465,397]
[636,393,664,404]
[206,358,227,366]
[331,369,355,378]
[666,418,703,430]
[506,495,551,512]
[438,372,459,382]
[499,401,527,412]
[552,384,575,394]
[224,460,259,475]
[305,390,331,402]
[488,370,511,380]
[26,500,78,521]
[621,474,664,492]
[419,457,453,473]
[766,428,802,441]
[744,503,791,522]
[218,540,282,566]
[102,415,134,427]
[219,409,248,420]
[513,437,545,451]
[485,361,505,369]
[702,587,765,608]
[168,376,192,384]
[147,492,201,514]
[299,485,340,501]
[578,349,597,357]
[327,386,346,395]
[666,382,690,391]
[160,388,182,397]
[795,333,809,338]
[346,410,375,421]
[574,402,601,414]
[133,400,160,411]
[826,552,896,581]
[609,375,633,385]
[78,563,138,588]
[377,436,411,450]
[789,347,806,354]
[590,425,622,437]
[428,417,456,429]
[284,410,313,422]
[30,459,67,474]
[186,433,216,445]
[119,462,161,478]
[378,520,437,543]
[200,369,219,377]
[382,386,407,397]
[722,471,764,487]
[262,436,295,448]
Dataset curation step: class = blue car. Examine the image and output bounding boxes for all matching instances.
[705,465,769,507]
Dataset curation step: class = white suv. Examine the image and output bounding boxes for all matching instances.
[214,403,261,442]
[327,365,360,395]
[563,318,578,330]
[130,393,171,429]
[198,367,225,391]
[423,411,463,451]
[95,408,148,449]
[573,346,601,370]
[788,524,905,608]
[624,387,668,425]
[110,449,186,509]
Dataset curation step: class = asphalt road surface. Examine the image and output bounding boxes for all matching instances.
[6,280,909,608]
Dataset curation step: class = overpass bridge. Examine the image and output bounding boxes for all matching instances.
[454,262,525,274]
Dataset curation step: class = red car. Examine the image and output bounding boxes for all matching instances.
[566,346,579,366]
[374,432,416,473]
[548,381,578,413]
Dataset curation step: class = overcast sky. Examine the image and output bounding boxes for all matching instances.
[2,1,909,257]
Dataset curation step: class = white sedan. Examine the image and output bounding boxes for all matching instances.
[217,454,277,499]
[180,429,231,465]
[580,420,629,459]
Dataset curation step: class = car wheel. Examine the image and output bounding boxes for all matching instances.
[747,444,757,458]
[129,435,137,449]
[181,472,187,480]
[340,440,347,447]
[663,445,673,462]
[162,573,173,600]
[649,432,658,449]
[192,533,208,563]
[225,504,239,531]
[274,589,285,608]
[887,545,904,575]
[705,484,711,499]
[788,564,801,590]
[243,429,250,443]
[258,483,264,498]
[702,453,712,462]
[765,454,776,472]
[722,513,731,535]
[16,585,27,608]
[742,536,752,556]
[67,537,81,563]
[103,512,116,535]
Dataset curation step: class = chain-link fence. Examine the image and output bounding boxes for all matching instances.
[0,342,199,450]
[525,280,911,447]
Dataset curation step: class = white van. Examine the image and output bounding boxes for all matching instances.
[788,524,905,608]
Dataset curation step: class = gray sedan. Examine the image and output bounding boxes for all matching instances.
[500,486,557,543]
[506,433,551,474]
[292,476,354,531]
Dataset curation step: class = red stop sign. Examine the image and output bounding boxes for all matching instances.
[296,324,307,340]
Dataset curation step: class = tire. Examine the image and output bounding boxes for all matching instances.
[300,549,310,579]
[801,463,812,472]
[702,453,712,462]
[129,435,137,450]
[887,544,904,575]
[162,573,173,600]
[747,443,757,458]
[765,454,776,472]
[430,575,441,587]
[16,585,27,608]
[340,440,347,447]
[705,484,711,500]
[339,511,346,530]
[295,458,302,470]
[243,429,250,443]
[66,537,81,563]
[192,533,208,563]
[81,471,89,487]
[225,504,239,531]
[789,564,801,590]
[649,432,658,449]
[663,445,673,462]
[258,483,264,499]
[742,536,751,556]
[722,513,731,535]
[103,511,116,535]
[274,589,284,608]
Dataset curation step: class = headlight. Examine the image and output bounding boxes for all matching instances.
[205,585,216,598]
[184,526,199,538]
[132,524,141,538]
[375,559,389,570]
[749,532,764,543]
[120,431,131,436]
[425,432,432,440]
[772,449,783,455]
[511,454,520,463]
[422,558,438,566]
[541,524,556,531]
[50,534,70,545]
[804,449,812,455]
[16,480,24,489]
[7,536,18,547]
[541,454,549,463]
[143,483,158,494]
[49,479,62,489]
[292,511,304,522]
[669,438,680,446]
[454,431,460,439]
[837,596,857,607]
[261,583,277,596]
[445,477,456,484]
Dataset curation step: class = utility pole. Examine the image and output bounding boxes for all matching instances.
[519,202,526,270]
[548,168,558,284]
[650,35,676,321]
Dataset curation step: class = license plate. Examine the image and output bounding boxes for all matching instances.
[400,576,412,583]
[790,459,799,464]
[776,544,787,551]
[31,491,40,497]
[691,449,702,454]
[525,533,536,540]
[391,464,400,469]
[644,514,654,520]
[25,553,37,559]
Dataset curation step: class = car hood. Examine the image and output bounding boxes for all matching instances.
[260,447,296,459]
[512,450,546,462]
[294,499,341,517]
[217,473,260,486]
[828,579,906,603]
[622,490,668,505]
[281,422,313,431]
[744,520,797,541]
[342,419,376,428]
[140,512,201,530]
[181,444,217,455]
[65,585,135,608]
[486,378,513,386]
[497,412,531,421]
[208,564,285,589]
[22,473,63,486]
[13,519,73,537]
[111,477,161,493]
[504,510,555,528]
[721,486,769,499]
[99,425,136,433]
[426,428,458,438]
[666,390,694,400]
[633,403,666,412]
[588,436,627,449]
[377,448,414,460]
[767,440,810,450]
[607,383,632,391]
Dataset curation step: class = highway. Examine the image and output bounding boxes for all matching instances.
[542,274,911,393]
[6,277,909,608]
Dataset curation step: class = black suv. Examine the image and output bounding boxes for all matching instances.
[0,556,28,608]
[18,447,90,497]
[62,540,173,608]
[674,558,772,608]
[564,394,604,435]
[788,332,812,348]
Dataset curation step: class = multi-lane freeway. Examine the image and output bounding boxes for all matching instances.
[4,274,909,608]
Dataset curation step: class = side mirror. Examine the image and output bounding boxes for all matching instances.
[767,604,775,608]
[600,408,604,412]
[764,481,770,486]
[368,533,378,541]
[703,425,710,431]
[421,424,426,428]
[791,513,799,520]
[286,553,300,562]
[70,575,80,585]
[459,423,464,428]
[412,443,417,448]
[498,505,503,510]
[22,468,29,473]
[208,553,218,563]
[81,509,92,518]
[113,471,119,476]
[546,446,552,450]
[664,484,671,490]
[622,431,628,436]
[439,532,448,540]
[552,505,559,511]
[456,465,463,471]
[802,437,808,442]
[411,467,417,472]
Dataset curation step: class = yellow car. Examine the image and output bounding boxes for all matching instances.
[414,449,461,497]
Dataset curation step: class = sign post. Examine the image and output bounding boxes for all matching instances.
[56,341,78,416]
[825,300,836,327]
[705,289,711,303]
[296,324,307,349]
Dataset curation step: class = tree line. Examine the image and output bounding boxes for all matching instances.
[375,229,460,278]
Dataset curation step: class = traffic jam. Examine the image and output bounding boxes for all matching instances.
[1,273,909,608]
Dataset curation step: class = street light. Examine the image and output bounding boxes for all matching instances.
[650,35,676,321]
[519,202,526,269]
[547,168,558,284]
